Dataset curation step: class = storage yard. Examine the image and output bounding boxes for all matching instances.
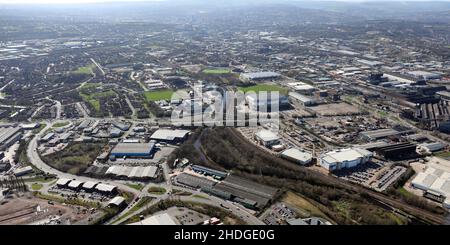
[0,194,99,225]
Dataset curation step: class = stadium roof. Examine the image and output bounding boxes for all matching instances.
[241,72,281,80]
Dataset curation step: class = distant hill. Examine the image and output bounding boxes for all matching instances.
[1,0,450,23]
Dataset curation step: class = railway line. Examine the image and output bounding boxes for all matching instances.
[228,127,447,225]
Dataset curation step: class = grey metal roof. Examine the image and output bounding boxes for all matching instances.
[0,127,21,144]
[111,142,155,155]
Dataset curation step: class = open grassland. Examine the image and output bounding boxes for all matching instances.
[282,191,331,220]
[41,143,105,175]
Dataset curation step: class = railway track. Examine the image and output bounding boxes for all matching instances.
[228,127,447,225]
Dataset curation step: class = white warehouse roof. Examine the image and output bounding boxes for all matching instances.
[82,181,98,189]
[241,72,281,80]
[56,178,71,186]
[281,148,312,165]
[68,180,83,189]
[129,213,178,225]
[95,183,117,193]
[322,148,372,164]
[106,165,158,179]
[412,163,450,199]
[108,196,126,207]
[150,129,190,141]
[255,130,279,142]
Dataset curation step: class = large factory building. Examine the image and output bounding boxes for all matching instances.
[0,125,22,151]
[109,142,155,159]
[319,148,372,172]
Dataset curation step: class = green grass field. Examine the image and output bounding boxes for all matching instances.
[73,64,96,75]
[126,183,145,191]
[30,183,43,191]
[238,84,288,95]
[435,151,450,159]
[79,83,116,112]
[53,121,70,128]
[143,90,175,101]
[147,187,166,195]
[80,93,101,112]
[202,68,231,74]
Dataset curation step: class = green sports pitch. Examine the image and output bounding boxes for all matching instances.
[144,89,175,101]
[202,68,231,74]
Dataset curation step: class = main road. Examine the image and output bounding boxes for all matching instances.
[26,120,140,196]
[26,120,264,225]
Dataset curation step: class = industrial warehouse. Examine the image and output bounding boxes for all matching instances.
[105,165,159,180]
[375,143,418,160]
[109,142,155,159]
[0,125,22,151]
[55,178,118,196]
[255,130,281,148]
[319,148,373,172]
[150,129,190,143]
[84,165,161,181]
[411,158,450,208]
[174,167,279,210]
[280,148,313,165]
[3,0,450,228]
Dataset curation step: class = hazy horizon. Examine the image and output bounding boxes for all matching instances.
[1,0,449,5]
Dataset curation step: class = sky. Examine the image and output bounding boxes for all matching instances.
[0,0,164,4]
[0,0,446,4]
